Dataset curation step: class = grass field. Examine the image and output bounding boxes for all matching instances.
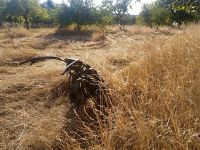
[0,25,199,149]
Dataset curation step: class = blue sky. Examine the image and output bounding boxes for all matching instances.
[40,0,156,15]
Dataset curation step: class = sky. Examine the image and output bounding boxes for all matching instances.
[40,0,156,15]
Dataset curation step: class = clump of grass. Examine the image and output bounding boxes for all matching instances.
[99,24,200,149]
[127,25,154,35]
[156,26,174,35]
[3,26,31,49]
[91,31,106,42]
[4,27,31,39]
[13,27,31,38]
[0,67,11,74]
[54,25,93,36]
[54,26,75,35]
[0,49,38,66]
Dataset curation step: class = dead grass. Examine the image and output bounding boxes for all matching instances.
[126,25,177,37]
[129,25,154,35]
[0,48,38,66]
[3,27,31,39]
[54,25,96,36]
[13,28,31,38]
[108,25,200,149]
[0,24,199,149]
[91,31,106,42]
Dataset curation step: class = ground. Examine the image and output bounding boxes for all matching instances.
[0,25,199,149]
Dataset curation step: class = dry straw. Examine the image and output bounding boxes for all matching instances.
[0,24,199,149]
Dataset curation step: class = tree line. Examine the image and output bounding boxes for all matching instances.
[0,0,136,31]
[0,0,199,31]
[138,0,200,28]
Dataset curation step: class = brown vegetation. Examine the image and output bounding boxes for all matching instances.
[0,25,199,149]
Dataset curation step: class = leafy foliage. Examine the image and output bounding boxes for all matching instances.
[46,0,55,9]
[0,0,199,30]
[101,0,138,31]
[5,0,41,29]
[138,0,200,27]
[93,2,114,32]
[58,0,94,32]
[1,0,59,29]
[0,0,7,26]
[138,4,153,27]
[151,3,172,26]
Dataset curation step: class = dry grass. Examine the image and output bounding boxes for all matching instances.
[13,28,32,38]
[128,25,154,35]
[54,25,98,36]
[91,31,106,42]
[107,25,200,149]
[0,24,199,149]
[0,49,38,66]
[3,27,31,39]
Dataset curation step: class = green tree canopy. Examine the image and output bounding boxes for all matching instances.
[47,0,55,9]
[5,0,42,29]
[0,0,7,26]
[58,0,94,32]
[150,3,172,26]
[139,4,153,27]
[102,0,138,31]
[138,0,200,28]
[159,0,200,25]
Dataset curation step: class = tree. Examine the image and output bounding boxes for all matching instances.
[58,0,94,32]
[58,4,72,27]
[31,6,50,25]
[93,1,114,33]
[5,0,41,30]
[150,3,172,27]
[113,0,132,31]
[69,0,94,32]
[0,0,7,26]
[172,0,200,23]
[47,0,55,9]
[101,0,139,31]
[139,4,153,27]
[158,0,200,27]
[138,0,199,28]
[41,0,59,25]
[20,0,38,29]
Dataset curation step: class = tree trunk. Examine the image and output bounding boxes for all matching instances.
[77,22,81,33]
[156,26,159,30]
[24,16,30,30]
[120,25,126,32]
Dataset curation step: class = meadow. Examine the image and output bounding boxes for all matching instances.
[0,24,199,149]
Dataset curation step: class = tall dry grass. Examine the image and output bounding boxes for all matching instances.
[99,25,198,149]
[103,25,200,150]
[50,25,200,149]
[0,25,199,149]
